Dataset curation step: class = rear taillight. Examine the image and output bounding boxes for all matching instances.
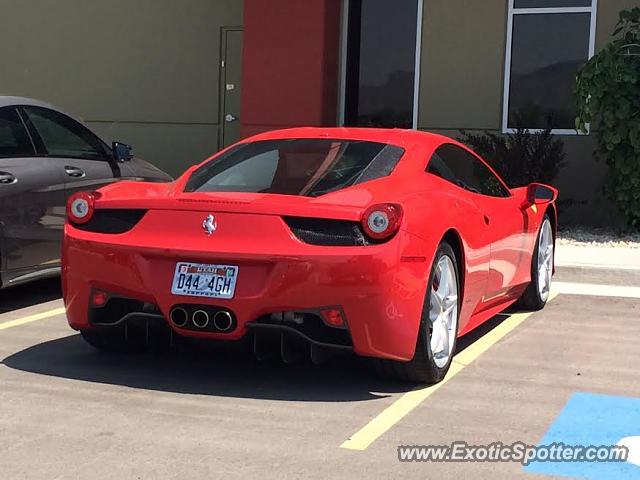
[361,203,403,241]
[66,191,99,225]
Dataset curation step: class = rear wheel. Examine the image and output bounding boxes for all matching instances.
[518,215,554,311]
[374,242,460,383]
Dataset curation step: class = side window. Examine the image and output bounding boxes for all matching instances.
[427,144,510,198]
[0,107,35,157]
[23,106,108,160]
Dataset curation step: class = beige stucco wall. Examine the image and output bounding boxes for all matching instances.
[1,1,635,224]
[418,0,507,131]
[417,0,637,225]
[0,0,243,177]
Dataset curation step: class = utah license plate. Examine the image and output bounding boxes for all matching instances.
[171,262,239,299]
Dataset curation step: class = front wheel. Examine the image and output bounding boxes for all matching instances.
[517,215,554,311]
[373,242,460,383]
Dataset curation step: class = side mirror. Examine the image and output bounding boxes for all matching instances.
[526,183,557,205]
[112,142,133,162]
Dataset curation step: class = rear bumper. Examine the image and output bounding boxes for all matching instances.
[62,229,431,360]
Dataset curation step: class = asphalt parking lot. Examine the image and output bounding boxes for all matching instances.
[1,268,639,479]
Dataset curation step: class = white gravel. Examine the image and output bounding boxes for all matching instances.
[557,227,640,249]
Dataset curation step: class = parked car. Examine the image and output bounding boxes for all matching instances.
[0,96,172,289]
[62,127,557,383]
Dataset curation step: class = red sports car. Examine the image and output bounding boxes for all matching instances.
[62,128,557,383]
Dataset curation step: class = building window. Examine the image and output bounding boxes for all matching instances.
[342,0,423,129]
[502,0,597,133]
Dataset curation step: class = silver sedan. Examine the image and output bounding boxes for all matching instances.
[0,96,172,288]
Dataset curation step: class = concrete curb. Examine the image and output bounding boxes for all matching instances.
[555,244,640,271]
[554,265,640,288]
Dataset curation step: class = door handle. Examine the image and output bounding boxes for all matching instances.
[0,172,17,184]
[225,113,238,123]
[64,166,86,178]
[483,215,490,225]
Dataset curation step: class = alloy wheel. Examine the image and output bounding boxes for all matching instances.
[429,255,458,368]
[537,219,554,302]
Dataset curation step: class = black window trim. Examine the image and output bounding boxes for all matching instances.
[426,142,512,199]
[18,105,113,162]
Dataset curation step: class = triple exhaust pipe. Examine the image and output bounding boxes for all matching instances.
[169,307,234,332]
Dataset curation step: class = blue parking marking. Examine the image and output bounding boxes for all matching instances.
[524,392,640,479]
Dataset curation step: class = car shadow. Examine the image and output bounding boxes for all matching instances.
[0,277,62,314]
[456,314,510,352]
[1,333,412,402]
[456,304,529,352]
[2,308,526,402]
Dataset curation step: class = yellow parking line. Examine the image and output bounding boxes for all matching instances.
[0,307,66,331]
[340,292,559,451]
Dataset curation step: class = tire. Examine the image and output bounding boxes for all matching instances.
[80,326,144,352]
[373,242,460,384]
[517,214,554,311]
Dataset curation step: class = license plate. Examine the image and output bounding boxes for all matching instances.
[171,262,239,299]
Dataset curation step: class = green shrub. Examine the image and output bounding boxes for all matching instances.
[575,7,640,229]
[458,128,567,188]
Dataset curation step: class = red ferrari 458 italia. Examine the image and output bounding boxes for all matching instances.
[62,128,557,383]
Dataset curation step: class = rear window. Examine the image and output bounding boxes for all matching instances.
[184,139,405,197]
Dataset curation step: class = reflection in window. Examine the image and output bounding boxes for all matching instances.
[24,107,108,159]
[505,1,595,131]
[185,139,404,197]
[427,145,510,198]
[344,0,419,129]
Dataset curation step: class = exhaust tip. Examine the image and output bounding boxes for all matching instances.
[192,310,210,329]
[213,311,233,332]
[170,307,188,328]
